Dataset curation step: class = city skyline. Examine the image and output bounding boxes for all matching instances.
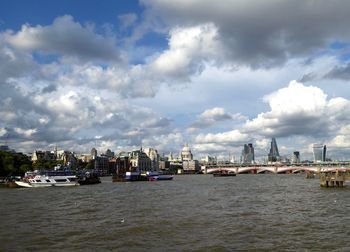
[2,1,350,160]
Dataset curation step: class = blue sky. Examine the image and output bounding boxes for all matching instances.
[2,0,350,161]
[0,1,141,28]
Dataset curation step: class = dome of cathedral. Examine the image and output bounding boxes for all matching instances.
[182,145,191,153]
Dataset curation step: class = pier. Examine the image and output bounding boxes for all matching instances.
[320,170,350,187]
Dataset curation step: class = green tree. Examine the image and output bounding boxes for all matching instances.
[0,151,32,176]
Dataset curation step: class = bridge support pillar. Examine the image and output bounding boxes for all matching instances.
[320,171,346,187]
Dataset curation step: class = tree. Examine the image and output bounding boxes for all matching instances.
[0,151,32,176]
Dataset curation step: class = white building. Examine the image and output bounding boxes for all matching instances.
[143,147,160,171]
[180,144,193,161]
[130,148,152,172]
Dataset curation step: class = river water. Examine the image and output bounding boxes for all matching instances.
[1,174,350,251]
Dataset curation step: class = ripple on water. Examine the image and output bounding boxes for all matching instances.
[2,174,350,251]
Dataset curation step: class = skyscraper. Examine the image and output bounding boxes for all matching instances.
[241,143,254,164]
[268,138,280,162]
[292,151,300,164]
[313,144,326,163]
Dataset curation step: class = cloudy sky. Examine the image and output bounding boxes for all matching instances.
[1,0,350,161]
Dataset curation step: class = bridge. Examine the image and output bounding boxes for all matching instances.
[202,163,350,174]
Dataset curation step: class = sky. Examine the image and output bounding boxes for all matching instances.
[1,0,350,161]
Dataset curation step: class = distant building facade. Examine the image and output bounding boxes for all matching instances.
[268,138,280,162]
[313,144,326,163]
[130,148,152,172]
[182,160,200,174]
[32,150,55,162]
[241,143,254,164]
[94,156,110,176]
[180,144,193,161]
[201,155,216,165]
[91,148,98,159]
[143,147,160,171]
[291,151,300,164]
[104,149,115,159]
[0,145,13,152]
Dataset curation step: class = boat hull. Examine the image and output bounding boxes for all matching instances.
[15,181,78,188]
[150,175,174,181]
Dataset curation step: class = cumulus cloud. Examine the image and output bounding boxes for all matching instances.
[189,107,246,130]
[3,5,350,158]
[189,80,350,158]
[243,81,350,138]
[150,23,224,81]
[0,128,7,137]
[142,0,350,68]
[195,129,248,144]
[5,15,121,63]
[141,117,171,128]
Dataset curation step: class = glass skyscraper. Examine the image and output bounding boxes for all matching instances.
[313,144,326,162]
[241,143,254,164]
[268,137,280,162]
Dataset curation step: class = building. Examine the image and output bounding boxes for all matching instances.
[130,148,152,172]
[91,148,98,159]
[313,144,326,163]
[143,147,160,171]
[104,149,115,159]
[56,150,77,167]
[182,160,200,174]
[32,150,55,162]
[0,145,9,151]
[94,156,110,176]
[201,155,216,165]
[110,152,131,175]
[78,154,93,163]
[268,138,280,162]
[241,143,254,164]
[180,144,193,161]
[291,151,300,164]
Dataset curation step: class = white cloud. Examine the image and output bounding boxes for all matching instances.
[195,129,248,144]
[151,23,224,80]
[2,6,350,160]
[241,80,350,155]
[5,15,121,63]
[0,128,7,137]
[142,0,350,67]
[189,107,246,132]
[14,128,37,137]
[263,81,327,116]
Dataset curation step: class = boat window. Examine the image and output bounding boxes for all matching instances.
[35,180,41,183]
[55,179,67,182]
[46,180,50,182]
[69,178,76,181]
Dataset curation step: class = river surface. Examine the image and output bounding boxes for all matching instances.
[1,174,350,251]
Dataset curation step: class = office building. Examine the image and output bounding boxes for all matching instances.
[268,138,280,162]
[241,143,254,164]
[313,144,326,163]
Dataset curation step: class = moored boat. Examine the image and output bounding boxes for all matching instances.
[15,170,79,188]
[113,171,173,182]
[146,171,174,181]
[77,171,101,185]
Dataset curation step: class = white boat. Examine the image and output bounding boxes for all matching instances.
[145,171,174,181]
[15,170,79,188]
